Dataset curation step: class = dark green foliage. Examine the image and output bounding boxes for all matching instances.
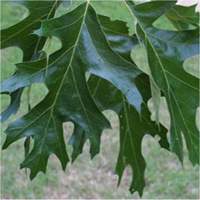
[1,0,199,196]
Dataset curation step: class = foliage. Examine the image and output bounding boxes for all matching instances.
[1,0,199,196]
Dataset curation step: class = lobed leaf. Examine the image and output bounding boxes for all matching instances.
[70,15,169,195]
[124,0,199,164]
[0,0,61,121]
[1,0,199,197]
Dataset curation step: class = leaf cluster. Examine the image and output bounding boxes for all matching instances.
[1,0,199,196]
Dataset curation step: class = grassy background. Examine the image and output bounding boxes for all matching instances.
[1,1,199,199]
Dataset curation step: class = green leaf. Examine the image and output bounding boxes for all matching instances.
[69,15,169,196]
[0,0,60,60]
[68,14,140,162]
[1,2,143,111]
[125,0,199,164]
[1,0,199,196]
[0,0,60,121]
[36,3,143,110]
[1,58,47,94]
[3,2,143,178]
[89,74,169,196]
[4,102,70,180]
[166,4,199,30]
[97,15,139,62]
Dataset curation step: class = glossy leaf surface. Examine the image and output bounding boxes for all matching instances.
[2,2,144,179]
[70,15,169,195]
[1,0,199,197]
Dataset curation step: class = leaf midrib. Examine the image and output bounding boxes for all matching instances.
[49,2,89,115]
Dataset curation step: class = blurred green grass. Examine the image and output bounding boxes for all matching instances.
[1,1,199,199]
